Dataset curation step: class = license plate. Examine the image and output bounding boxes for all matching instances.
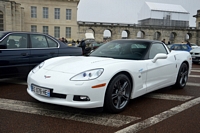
[31,84,50,97]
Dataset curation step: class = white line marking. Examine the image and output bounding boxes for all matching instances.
[0,98,140,127]
[187,82,200,87]
[115,97,200,133]
[0,78,27,85]
[191,70,200,72]
[189,75,200,78]
[145,93,193,101]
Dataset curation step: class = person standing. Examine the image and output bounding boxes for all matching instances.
[77,39,80,45]
[72,39,76,46]
[186,40,191,47]
[162,39,166,44]
[79,39,86,54]
[168,41,171,45]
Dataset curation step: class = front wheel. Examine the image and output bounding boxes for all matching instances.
[174,63,188,89]
[104,74,132,113]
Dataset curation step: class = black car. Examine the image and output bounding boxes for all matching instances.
[0,31,82,78]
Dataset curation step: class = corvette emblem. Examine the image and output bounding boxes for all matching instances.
[44,75,51,79]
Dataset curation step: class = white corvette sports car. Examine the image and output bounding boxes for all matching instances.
[27,39,192,113]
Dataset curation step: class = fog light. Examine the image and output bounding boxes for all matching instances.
[73,95,90,101]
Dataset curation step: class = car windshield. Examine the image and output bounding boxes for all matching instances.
[89,40,150,60]
[0,31,7,40]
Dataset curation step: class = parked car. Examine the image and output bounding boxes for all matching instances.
[190,43,199,49]
[0,31,82,79]
[190,47,200,64]
[27,39,192,113]
[167,44,173,49]
[170,43,192,52]
[84,41,103,55]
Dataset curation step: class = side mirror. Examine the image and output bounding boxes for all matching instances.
[152,53,167,63]
[0,45,7,49]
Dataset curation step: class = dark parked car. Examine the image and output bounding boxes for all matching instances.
[0,31,82,78]
[84,41,103,55]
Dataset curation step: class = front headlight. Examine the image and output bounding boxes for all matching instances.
[70,68,104,81]
[32,62,45,73]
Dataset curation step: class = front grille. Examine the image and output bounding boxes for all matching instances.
[51,92,66,99]
[195,53,200,55]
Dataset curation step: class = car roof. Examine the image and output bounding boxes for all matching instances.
[112,39,162,43]
[0,31,45,35]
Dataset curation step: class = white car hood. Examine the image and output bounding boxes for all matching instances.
[44,56,122,73]
[191,48,200,52]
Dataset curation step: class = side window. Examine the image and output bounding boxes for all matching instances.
[30,34,48,48]
[0,33,27,49]
[46,37,58,48]
[149,43,167,59]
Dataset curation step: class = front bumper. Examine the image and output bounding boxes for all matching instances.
[27,70,108,108]
[191,56,200,63]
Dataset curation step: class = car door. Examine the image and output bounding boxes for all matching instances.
[0,33,30,78]
[146,43,177,93]
[29,34,58,70]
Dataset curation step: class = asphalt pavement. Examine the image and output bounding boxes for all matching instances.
[0,64,200,133]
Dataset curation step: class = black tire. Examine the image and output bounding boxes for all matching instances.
[174,63,188,89]
[104,74,131,113]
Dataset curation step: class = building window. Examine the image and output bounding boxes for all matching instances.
[0,11,3,31]
[66,27,71,38]
[31,25,37,32]
[54,27,60,38]
[66,9,71,20]
[31,6,37,18]
[43,26,48,34]
[54,8,60,19]
[43,7,48,18]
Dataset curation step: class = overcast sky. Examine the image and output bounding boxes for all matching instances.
[77,0,200,27]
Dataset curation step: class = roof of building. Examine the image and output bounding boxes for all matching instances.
[145,2,189,14]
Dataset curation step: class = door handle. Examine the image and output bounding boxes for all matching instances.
[21,53,29,56]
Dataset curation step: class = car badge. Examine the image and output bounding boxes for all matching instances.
[44,75,51,79]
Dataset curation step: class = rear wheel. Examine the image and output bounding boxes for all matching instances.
[174,63,188,89]
[104,74,131,113]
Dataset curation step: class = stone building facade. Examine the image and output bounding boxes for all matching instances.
[77,22,200,45]
[0,0,79,40]
[1,0,200,44]
[0,0,24,31]
[193,10,200,29]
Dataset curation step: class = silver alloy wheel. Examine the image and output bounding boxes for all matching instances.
[179,64,188,87]
[112,78,130,109]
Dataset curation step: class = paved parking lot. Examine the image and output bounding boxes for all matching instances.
[0,64,200,133]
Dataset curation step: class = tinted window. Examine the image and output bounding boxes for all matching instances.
[182,45,188,50]
[30,34,48,48]
[149,43,168,59]
[47,37,58,47]
[0,33,27,49]
[90,40,149,60]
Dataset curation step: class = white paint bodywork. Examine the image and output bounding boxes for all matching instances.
[27,51,192,109]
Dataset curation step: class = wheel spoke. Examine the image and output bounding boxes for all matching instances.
[122,94,129,100]
[112,93,118,100]
[180,68,188,85]
[183,71,188,76]
[116,96,122,109]
[180,76,183,84]
[120,81,128,91]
